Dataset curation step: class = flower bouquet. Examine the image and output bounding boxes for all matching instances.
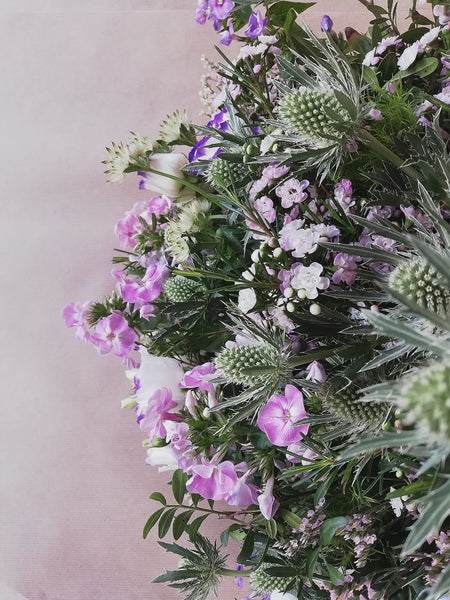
[64,1,450,599]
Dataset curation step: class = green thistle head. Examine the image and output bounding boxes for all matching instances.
[399,362,450,444]
[214,343,290,388]
[389,259,450,317]
[323,386,388,427]
[250,563,295,594]
[206,157,248,188]
[278,87,352,145]
[163,276,206,303]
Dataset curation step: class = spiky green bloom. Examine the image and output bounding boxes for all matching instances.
[214,343,290,388]
[163,276,206,303]
[323,387,388,427]
[389,259,450,316]
[399,362,450,444]
[278,88,351,145]
[206,157,248,188]
[250,563,295,594]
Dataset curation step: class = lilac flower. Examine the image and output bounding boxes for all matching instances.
[257,384,309,446]
[245,11,268,39]
[139,387,181,443]
[306,361,327,383]
[332,252,359,286]
[257,475,280,519]
[91,312,136,357]
[220,19,234,46]
[321,15,333,32]
[186,458,238,501]
[290,262,330,299]
[207,106,229,131]
[332,179,354,213]
[188,136,222,163]
[120,260,168,307]
[368,108,383,121]
[224,470,259,507]
[194,0,209,24]
[286,442,317,464]
[275,178,309,208]
[179,362,217,406]
[62,300,93,342]
[234,564,244,589]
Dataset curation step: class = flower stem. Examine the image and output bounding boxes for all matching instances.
[220,568,252,577]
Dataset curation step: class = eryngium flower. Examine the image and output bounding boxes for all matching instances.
[214,343,289,388]
[278,88,351,146]
[163,276,206,303]
[389,259,450,317]
[323,387,388,427]
[399,362,450,444]
[206,157,248,188]
[250,563,295,594]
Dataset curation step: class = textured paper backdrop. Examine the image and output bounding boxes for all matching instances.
[0,1,414,598]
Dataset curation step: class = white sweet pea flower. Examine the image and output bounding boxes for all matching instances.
[419,26,441,47]
[397,42,420,71]
[140,152,187,197]
[136,350,185,409]
[270,592,298,600]
[145,446,178,471]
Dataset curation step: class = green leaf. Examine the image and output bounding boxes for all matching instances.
[281,510,303,529]
[320,517,348,546]
[236,530,255,563]
[393,57,439,81]
[149,492,167,505]
[171,469,188,505]
[143,507,165,539]
[158,507,177,538]
[326,563,345,586]
[364,310,450,358]
[362,65,379,89]
[334,90,357,121]
[152,568,198,584]
[359,342,412,372]
[265,566,299,577]
[220,523,241,546]
[266,2,315,27]
[340,431,429,461]
[189,515,209,542]
[306,548,319,582]
[172,510,194,541]
[431,563,450,600]
[385,480,432,499]
[266,518,278,539]
[402,479,450,556]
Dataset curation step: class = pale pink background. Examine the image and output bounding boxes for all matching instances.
[0,2,415,599]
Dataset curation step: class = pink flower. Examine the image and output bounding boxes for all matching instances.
[62,300,93,341]
[180,362,217,406]
[91,312,136,357]
[257,475,280,519]
[139,387,180,443]
[276,178,309,209]
[332,252,359,286]
[224,471,259,507]
[257,384,309,446]
[186,459,237,501]
[306,361,327,383]
[254,196,276,224]
[120,260,168,306]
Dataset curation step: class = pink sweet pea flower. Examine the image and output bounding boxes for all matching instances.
[91,312,136,357]
[257,475,280,519]
[257,384,309,446]
[139,387,181,443]
[224,470,259,508]
[186,458,237,501]
[306,361,327,383]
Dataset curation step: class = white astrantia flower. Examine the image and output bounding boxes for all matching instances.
[159,109,191,144]
[164,220,191,263]
[238,288,257,314]
[103,132,153,183]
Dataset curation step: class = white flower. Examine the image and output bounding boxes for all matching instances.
[397,42,419,71]
[164,220,190,263]
[159,109,191,143]
[290,262,330,299]
[362,48,378,67]
[140,152,187,197]
[103,132,153,183]
[136,350,185,412]
[145,446,178,471]
[270,592,298,600]
[238,288,257,313]
[418,26,441,47]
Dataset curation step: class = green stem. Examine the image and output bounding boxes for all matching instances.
[165,503,259,517]
[359,129,422,182]
[220,568,252,577]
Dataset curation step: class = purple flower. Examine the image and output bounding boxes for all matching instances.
[254,196,276,224]
[194,0,209,24]
[62,300,93,342]
[224,470,259,508]
[245,11,268,39]
[207,106,229,131]
[257,384,309,446]
[257,475,280,519]
[209,0,235,21]
[321,15,333,32]
[91,312,136,357]
[180,362,217,406]
[220,19,234,46]
[332,252,359,286]
[119,259,168,307]
[275,178,309,208]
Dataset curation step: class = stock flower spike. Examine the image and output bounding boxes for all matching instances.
[64,2,450,599]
